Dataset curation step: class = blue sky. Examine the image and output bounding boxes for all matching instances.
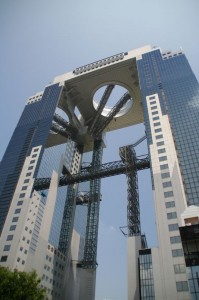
[1,1,199,299]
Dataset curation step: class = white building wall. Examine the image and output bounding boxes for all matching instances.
[127,236,142,300]
[147,94,191,299]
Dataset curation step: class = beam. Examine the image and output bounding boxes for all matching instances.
[52,114,78,139]
[93,92,132,138]
[33,155,150,191]
[89,84,115,134]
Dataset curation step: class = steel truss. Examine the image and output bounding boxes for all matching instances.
[92,92,132,139]
[51,113,78,140]
[80,139,103,269]
[34,155,149,191]
[120,145,140,236]
[58,184,77,255]
[89,84,115,135]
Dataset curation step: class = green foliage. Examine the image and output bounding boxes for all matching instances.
[0,266,47,300]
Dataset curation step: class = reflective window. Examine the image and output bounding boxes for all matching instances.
[160,164,168,170]
[158,148,166,154]
[170,236,181,244]
[176,281,189,292]
[165,201,175,208]
[157,141,164,146]
[168,223,178,231]
[139,251,155,299]
[161,172,170,179]
[159,156,167,162]
[167,212,177,219]
[6,235,13,241]
[156,134,163,139]
[163,181,172,188]
[9,225,16,231]
[172,249,183,257]
[174,264,186,273]
[164,191,174,198]
[3,245,11,251]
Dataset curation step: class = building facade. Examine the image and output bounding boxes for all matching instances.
[0,46,199,299]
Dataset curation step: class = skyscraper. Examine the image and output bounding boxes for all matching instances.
[0,45,198,300]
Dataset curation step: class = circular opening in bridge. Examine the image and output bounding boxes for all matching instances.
[93,84,133,118]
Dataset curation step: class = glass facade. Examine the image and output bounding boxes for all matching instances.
[139,249,155,299]
[37,143,68,247]
[0,83,62,235]
[137,50,199,206]
[180,225,199,299]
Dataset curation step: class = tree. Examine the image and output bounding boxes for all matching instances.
[0,266,47,300]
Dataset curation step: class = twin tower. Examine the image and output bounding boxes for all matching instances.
[0,45,199,299]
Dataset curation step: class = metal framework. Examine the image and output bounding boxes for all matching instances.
[58,184,77,255]
[92,92,132,138]
[39,88,149,269]
[120,145,140,236]
[51,113,78,140]
[81,139,103,269]
[89,84,115,135]
[34,155,150,191]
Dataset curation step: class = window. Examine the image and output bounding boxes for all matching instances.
[160,164,168,170]
[167,212,177,219]
[161,172,170,179]
[10,225,16,231]
[163,181,172,188]
[170,236,181,244]
[157,141,164,146]
[158,149,166,155]
[30,160,35,164]
[17,201,23,206]
[151,106,157,110]
[149,96,155,100]
[33,148,39,152]
[3,245,11,251]
[153,116,159,121]
[159,156,167,162]
[155,128,162,133]
[6,235,13,241]
[164,191,174,198]
[28,166,33,170]
[156,134,163,139]
[165,201,175,208]
[174,264,186,274]
[19,193,25,198]
[14,208,21,214]
[154,122,161,127]
[169,223,178,231]
[150,101,156,105]
[152,111,158,115]
[21,186,27,191]
[26,172,32,176]
[176,281,189,292]
[12,217,19,222]
[32,154,37,158]
[0,256,8,262]
[172,249,183,257]
[24,179,29,184]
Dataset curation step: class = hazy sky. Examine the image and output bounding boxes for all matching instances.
[1,1,199,299]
